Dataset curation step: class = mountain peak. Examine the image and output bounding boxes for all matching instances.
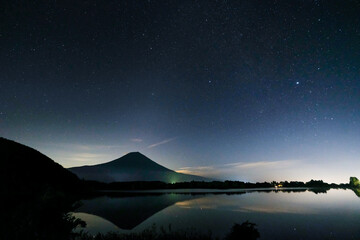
[105,152,169,171]
[69,152,209,183]
[125,151,144,156]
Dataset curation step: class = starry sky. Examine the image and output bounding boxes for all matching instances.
[1,0,360,183]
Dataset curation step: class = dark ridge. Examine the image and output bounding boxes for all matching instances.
[0,137,80,194]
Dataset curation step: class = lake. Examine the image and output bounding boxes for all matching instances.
[73,188,360,239]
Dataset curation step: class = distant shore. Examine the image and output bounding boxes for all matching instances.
[94,187,337,196]
[83,179,350,192]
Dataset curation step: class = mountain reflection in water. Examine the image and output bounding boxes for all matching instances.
[74,193,206,230]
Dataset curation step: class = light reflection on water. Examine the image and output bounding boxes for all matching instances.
[73,189,360,239]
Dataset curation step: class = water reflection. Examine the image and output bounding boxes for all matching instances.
[74,193,207,229]
[74,189,360,239]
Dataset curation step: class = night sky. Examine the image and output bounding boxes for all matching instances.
[1,1,360,183]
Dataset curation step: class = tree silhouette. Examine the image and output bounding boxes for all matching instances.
[225,221,260,240]
[349,177,360,188]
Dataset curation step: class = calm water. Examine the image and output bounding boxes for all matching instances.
[73,189,360,239]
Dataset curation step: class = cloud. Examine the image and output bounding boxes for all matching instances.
[61,153,108,164]
[147,137,177,149]
[177,166,216,176]
[43,142,125,150]
[224,160,296,169]
[131,138,143,142]
[43,142,127,167]
[176,160,298,178]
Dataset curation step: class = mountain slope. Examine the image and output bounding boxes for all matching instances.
[0,137,79,193]
[69,152,208,183]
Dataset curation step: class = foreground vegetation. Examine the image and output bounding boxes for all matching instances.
[76,222,260,240]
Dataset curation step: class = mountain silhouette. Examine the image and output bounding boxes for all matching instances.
[69,152,208,183]
[0,137,79,193]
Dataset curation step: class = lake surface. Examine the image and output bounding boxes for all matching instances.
[73,189,360,239]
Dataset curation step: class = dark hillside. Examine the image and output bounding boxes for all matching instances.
[0,137,79,193]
